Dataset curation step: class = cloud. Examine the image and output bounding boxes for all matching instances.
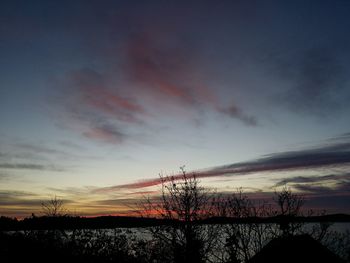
[0,162,62,171]
[46,186,94,196]
[0,172,10,181]
[0,141,90,174]
[123,31,257,124]
[13,142,70,157]
[102,133,350,190]
[51,68,146,145]
[1,141,68,169]
[275,173,350,187]
[94,198,140,207]
[52,30,258,145]
[0,190,39,206]
[0,190,75,217]
[61,99,130,145]
[230,183,350,213]
[82,121,125,144]
[124,32,200,105]
[68,68,145,123]
[127,190,158,196]
[95,179,163,192]
[218,104,258,126]
[291,180,350,213]
[292,176,350,195]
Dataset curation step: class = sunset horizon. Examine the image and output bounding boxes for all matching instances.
[1,0,350,219]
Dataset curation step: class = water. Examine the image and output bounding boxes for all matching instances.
[4,222,350,236]
[3,223,350,261]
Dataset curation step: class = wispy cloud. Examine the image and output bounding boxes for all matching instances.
[58,140,85,151]
[292,177,350,195]
[218,105,258,126]
[0,162,62,171]
[53,68,147,145]
[13,143,68,156]
[0,190,40,206]
[102,133,350,190]
[52,30,258,145]
[0,140,98,177]
[272,170,350,213]
[123,31,257,125]
[0,172,10,181]
[46,186,97,197]
[94,198,141,207]
[0,190,75,217]
[0,142,68,172]
[124,32,208,105]
[82,121,125,144]
[291,180,350,213]
[275,173,350,187]
[95,179,163,193]
[68,68,145,124]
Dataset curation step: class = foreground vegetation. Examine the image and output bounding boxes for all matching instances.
[1,169,350,262]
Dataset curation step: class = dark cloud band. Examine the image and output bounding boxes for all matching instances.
[104,134,350,190]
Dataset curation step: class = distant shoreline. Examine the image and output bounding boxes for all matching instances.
[1,214,350,231]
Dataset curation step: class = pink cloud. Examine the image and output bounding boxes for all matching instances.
[124,33,200,104]
[68,69,145,124]
[83,125,124,144]
[122,32,257,124]
[52,68,146,144]
[53,30,258,144]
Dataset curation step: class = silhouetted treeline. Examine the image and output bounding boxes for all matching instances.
[1,219,349,263]
[203,214,350,224]
[0,228,147,263]
[0,215,173,231]
[1,214,350,231]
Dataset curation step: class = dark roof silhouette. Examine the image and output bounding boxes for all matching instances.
[249,234,344,263]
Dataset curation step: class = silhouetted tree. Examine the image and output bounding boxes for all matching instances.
[140,166,218,263]
[274,186,305,236]
[217,190,276,263]
[41,196,67,217]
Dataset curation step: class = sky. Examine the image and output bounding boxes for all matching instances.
[1,0,350,218]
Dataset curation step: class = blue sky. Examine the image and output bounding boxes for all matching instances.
[1,0,350,217]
